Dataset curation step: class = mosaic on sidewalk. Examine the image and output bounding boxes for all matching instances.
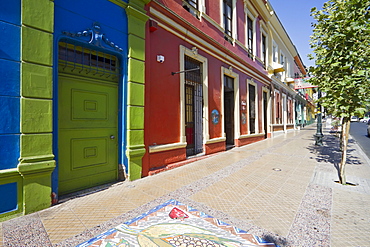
[77,199,278,247]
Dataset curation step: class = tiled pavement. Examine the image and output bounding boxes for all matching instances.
[1,125,370,246]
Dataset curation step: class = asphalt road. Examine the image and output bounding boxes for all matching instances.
[350,121,370,159]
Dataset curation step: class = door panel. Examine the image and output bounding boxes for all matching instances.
[58,74,118,195]
[263,91,268,138]
[184,55,203,157]
[224,91,234,145]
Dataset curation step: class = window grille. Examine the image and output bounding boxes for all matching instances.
[58,42,121,81]
[184,56,203,156]
[249,84,256,134]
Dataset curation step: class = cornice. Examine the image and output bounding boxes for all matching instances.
[149,1,271,86]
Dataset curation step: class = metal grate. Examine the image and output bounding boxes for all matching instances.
[58,42,121,80]
[249,84,256,134]
[184,56,203,156]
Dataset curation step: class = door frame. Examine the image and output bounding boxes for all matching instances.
[179,46,209,149]
[262,87,270,138]
[52,38,126,195]
[247,79,258,134]
[221,66,240,143]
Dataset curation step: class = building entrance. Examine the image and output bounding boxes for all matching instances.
[224,75,234,146]
[184,56,203,157]
[58,42,119,194]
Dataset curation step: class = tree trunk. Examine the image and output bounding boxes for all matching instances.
[339,118,350,185]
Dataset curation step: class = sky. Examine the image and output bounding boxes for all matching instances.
[268,0,328,68]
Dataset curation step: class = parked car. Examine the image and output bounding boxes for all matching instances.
[350,116,359,122]
[367,119,370,137]
[360,117,369,122]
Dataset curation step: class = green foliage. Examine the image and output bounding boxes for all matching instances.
[309,0,370,118]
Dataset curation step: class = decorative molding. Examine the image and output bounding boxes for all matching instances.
[62,22,124,52]
[228,66,233,74]
[108,0,128,8]
[191,46,198,56]
[205,137,226,144]
[238,133,265,139]
[149,7,271,86]
[149,142,187,153]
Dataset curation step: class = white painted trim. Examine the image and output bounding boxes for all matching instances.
[282,93,287,132]
[179,45,209,145]
[149,7,270,85]
[274,89,281,124]
[221,66,240,140]
[205,137,227,144]
[220,0,237,41]
[279,50,286,80]
[272,40,278,63]
[239,133,265,139]
[260,27,268,65]
[247,79,258,134]
[262,86,271,135]
[202,13,224,33]
[245,9,257,57]
[149,142,187,153]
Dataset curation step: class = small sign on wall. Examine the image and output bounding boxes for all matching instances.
[211,109,219,124]
[241,112,247,125]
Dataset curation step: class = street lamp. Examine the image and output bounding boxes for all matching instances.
[314,89,323,146]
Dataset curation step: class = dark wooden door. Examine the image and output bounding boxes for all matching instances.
[224,91,234,145]
[263,91,268,138]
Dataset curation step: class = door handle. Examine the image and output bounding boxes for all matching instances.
[110,135,115,140]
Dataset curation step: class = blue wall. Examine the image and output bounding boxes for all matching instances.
[0,0,21,214]
[0,183,18,214]
[0,1,21,171]
[53,0,129,194]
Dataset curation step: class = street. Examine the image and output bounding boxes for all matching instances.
[350,121,370,159]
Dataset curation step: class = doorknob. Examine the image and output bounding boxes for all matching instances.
[110,135,115,140]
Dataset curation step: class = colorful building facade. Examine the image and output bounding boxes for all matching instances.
[0,0,313,221]
[0,0,149,221]
[142,0,311,175]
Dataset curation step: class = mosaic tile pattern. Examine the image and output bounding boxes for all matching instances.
[76,199,278,247]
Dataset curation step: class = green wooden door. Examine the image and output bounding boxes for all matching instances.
[58,74,118,195]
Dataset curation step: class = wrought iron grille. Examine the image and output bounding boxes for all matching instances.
[184,56,203,156]
[249,84,256,134]
[58,41,121,81]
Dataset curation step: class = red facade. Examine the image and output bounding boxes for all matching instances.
[142,0,307,176]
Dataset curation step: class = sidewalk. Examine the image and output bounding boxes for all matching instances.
[1,125,370,247]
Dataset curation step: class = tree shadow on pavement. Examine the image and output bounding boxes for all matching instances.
[307,133,363,180]
[260,233,290,247]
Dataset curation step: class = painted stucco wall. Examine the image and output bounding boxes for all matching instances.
[53,0,150,190]
[142,1,271,175]
[0,0,55,221]
[53,0,129,194]
[1,0,150,221]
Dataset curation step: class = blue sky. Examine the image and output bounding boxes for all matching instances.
[268,0,328,68]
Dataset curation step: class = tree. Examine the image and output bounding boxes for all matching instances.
[309,0,370,185]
